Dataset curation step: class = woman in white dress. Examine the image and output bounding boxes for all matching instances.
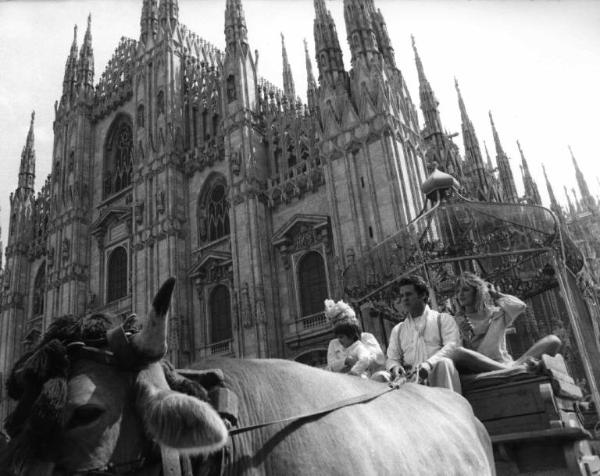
[452,271,561,373]
[324,299,386,379]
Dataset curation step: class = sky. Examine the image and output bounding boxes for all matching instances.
[0,0,599,250]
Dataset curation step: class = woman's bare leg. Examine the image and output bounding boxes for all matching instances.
[451,346,507,373]
[514,335,561,365]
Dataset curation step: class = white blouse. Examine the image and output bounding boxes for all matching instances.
[327,332,386,377]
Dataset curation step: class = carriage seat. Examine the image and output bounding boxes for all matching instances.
[461,354,582,400]
[462,354,589,441]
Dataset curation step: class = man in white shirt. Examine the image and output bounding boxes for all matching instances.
[386,275,462,393]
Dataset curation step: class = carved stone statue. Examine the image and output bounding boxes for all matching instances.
[198,210,208,242]
[62,238,70,262]
[135,201,144,225]
[156,190,165,215]
[231,150,241,176]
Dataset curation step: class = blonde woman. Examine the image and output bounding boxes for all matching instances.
[452,271,561,373]
[324,299,386,379]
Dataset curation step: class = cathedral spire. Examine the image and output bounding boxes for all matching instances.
[543,164,563,219]
[304,38,317,91]
[281,33,296,99]
[370,3,396,67]
[565,186,576,216]
[483,141,494,171]
[78,14,94,93]
[225,0,248,50]
[412,36,442,136]
[572,188,581,213]
[343,0,379,66]
[489,110,505,156]
[517,140,541,205]
[18,112,36,191]
[158,0,178,31]
[62,25,79,105]
[140,0,158,43]
[569,145,595,209]
[313,0,346,87]
[489,111,517,203]
[455,78,488,198]
[304,38,317,112]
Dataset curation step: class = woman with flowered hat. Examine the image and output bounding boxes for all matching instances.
[324,299,386,379]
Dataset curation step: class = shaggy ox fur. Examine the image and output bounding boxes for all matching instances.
[0,310,223,476]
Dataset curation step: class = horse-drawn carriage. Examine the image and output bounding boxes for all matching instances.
[342,173,600,475]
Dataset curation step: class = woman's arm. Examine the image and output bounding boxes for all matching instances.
[326,339,348,372]
[490,290,526,326]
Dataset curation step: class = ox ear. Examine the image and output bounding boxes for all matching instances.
[136,364,228,456]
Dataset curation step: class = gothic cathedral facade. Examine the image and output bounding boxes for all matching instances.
[0,0,432,416]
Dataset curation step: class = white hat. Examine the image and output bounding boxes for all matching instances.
[324,299,359,327]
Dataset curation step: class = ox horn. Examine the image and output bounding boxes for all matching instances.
[131,277,176,360]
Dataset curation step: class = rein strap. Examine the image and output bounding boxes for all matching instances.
[230,386,397,436]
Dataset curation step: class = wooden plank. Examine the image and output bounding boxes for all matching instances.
[492,426,591,444]
[467,382,554,421]
[464,376,548,396]
[485,412,551,435]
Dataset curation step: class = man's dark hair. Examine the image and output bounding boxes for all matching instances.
[398,275,430,302]
[333,323,361,343]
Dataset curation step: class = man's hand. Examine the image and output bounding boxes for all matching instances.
[344,355,357,368]
[418,362,433,380]
[389,365,406,380]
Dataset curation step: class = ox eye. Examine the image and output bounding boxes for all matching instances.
[66,405,105,429]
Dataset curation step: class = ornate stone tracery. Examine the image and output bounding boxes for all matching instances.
[273,214,332,270]
[104,117,134,198]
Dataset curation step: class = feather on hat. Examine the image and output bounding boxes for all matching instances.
[324,299,359,327]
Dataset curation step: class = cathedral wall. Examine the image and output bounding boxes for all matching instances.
[364,138,403,239]
[270,188,332,324]
[328,152,367,256]
[89,103,135,307]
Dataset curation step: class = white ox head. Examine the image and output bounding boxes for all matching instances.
[0,278,228,476]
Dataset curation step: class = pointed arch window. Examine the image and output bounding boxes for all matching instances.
[137,104,145,128]
[104,117,133,198]
[209,285,232,343]
[198,176,230,245]
[226,75,236,103]
[287,141,297,168]
[107,246,128,302]
[32,264,45,317]
[157,90,165,115]
[202,109,209,140]
[273,147,281,176]
[192,107,198,147]
[212,114,219,137]
[300,142,310,162]
[298,251,328,316]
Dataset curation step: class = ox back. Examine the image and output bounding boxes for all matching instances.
[182,357,495,476]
